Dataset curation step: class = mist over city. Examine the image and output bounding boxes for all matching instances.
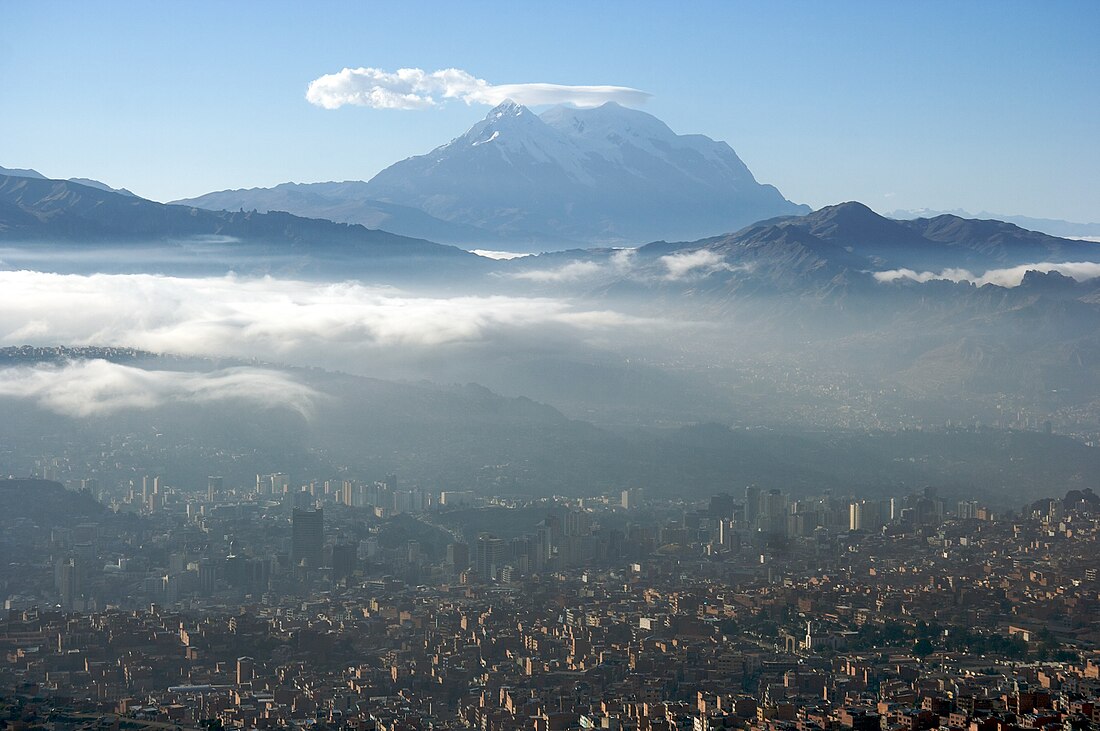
[1,2,1099,730]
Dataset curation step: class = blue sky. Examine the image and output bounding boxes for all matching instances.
[3,1,1098,221]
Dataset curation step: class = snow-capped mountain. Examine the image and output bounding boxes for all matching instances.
[175,101,807,249]
[362,100,808,246]
[538,102,756,187]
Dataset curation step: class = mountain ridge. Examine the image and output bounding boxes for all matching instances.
[665,201,1100,272]
[1,164,135,197]
[0,174,480,279]
[174,101,809,249]
[174,180,523,247]
[889,207,1100,240]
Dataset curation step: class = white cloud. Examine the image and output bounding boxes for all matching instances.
[511,260,605,282]
[306,66,651,110]
[660,250,743,280]
[510,249,749,284]
[472,249,530,261]
[0,360,318,418]
[873,267,977,284]
[0,271,657,366]
[873,261,1100,287]
[610,248,636,273]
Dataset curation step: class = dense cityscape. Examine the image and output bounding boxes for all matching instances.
[2,471,1099,731]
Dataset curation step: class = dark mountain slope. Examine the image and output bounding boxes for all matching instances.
[632,202,1100,273]
[176,181,500,247]
[0,174,482,279]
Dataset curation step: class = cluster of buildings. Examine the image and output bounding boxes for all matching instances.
[1,469,1099,731]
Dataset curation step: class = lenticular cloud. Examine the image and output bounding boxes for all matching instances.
[306,66,651,110]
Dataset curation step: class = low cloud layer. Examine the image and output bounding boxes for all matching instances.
[512,261,605,282]
[0,360,318,418]
[306,67,650,110]
[874,261,1100,287]
[472,250,530,261]
[505,248,745,284]
[660,250,744,280]
[0,271,658,371]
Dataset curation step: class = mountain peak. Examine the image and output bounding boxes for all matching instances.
[486,99,530,119]
[815,201,879,217]
[540,101,672,138]
[358,104,809,246]
[0,165,46,180]
[1,166,135,196]
[801,201,912,243]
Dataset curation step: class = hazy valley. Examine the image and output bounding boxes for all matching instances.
[1,93,1099,508]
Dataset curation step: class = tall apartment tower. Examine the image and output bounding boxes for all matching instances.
[331,542,358,583]
[745,485,761,526]
[447,542,470,572]
[207,476,223,501]
[475,533,505,581]
[292,508,324,568]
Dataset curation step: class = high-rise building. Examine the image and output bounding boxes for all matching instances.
[55,557,81,610]
[292,508,324,568]
[257,473,289,495]
[957,500,979,520]
[446,542,469,573]
[197,560,217,594]
[709,493,736,520]
[849,500,885,531]
[718,518,738,550]
[745,486,761,526]
[207,476,223,502]
[760,489,788,535]
[475,533,505,581]
[509,537,532,574]
[394,489,426,514]
[564,509,591,537]
[440,490,474,507]
[332,542,358,582]
[849,502,863,531]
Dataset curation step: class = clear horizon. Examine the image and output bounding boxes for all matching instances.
[2,0,1098,223]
